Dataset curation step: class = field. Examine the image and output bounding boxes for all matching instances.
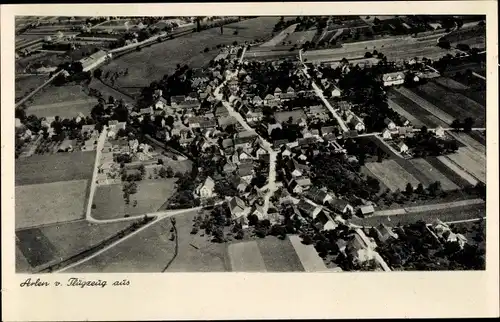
[255,236,304,271]
[88,79,135,104]
[409,158,460,191]
[288,235,328,272]
[15,75,49,102]
[15,179,89,230]
[16,219,134,272]
[448,131,486,155]
[387,98,425,128]
[365,160,420,192]
[394,87,455,125]
[446,147,486,183]
[27,84,91,106]
[387,89,446,128]
[26,98,98,119]
[65,217,175,272]
[15,151,96,186]
[432,77,469,91]
[409,82,485,127]
[102,17,282,97]
[436,155,479,186]
[301,35,460,63]
[442,25,486,48]
[283,30,317,45]
[228,241,268,272]
[67,210,231,273]
[353,203,485,227]
[91,179,177,220]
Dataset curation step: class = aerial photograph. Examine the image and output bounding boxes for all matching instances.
[14,15,487,273]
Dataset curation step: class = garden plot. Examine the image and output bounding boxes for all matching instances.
[446,147,486,183]
[15,179,89,230]
[256,236,304,272]
[365,160,420,192]
[91,179,177,220]
[387,98,424,127]
[409,158,459,191]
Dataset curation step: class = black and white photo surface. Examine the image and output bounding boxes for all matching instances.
[14,14,487,273]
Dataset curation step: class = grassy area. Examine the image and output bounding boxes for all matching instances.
[409,82,485,127]
[352,203,486,227]
[15,75,50,102]
[283,30,317,45]
[409,158,460,191]
[446,147,486,183]
[431,77,485,107]
[15,179,89,230]
[102,17,282,97]
[27,98,98,119]
[15,219,134,272]
[91,179,178,220]
[365,160,420,192]
[425,156,474,188]
[387,89,446,128]
[27,84,91,106]
[15,151,96,186]
[228,241,267,272]
[165,210,229,272]
[256,236,304,272]
[65,217,175,273]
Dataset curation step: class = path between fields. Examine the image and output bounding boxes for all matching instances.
[372,198,485,217]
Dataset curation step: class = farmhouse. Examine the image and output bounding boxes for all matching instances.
[229,196,248,219]
[357,204,375,217]
[382,71,405,87]
[297,199,323,219]
[304,187,333,205]
[381,128,392,140]
[397,142,409,153]
[373,223,399,243]
[80,50,109,72]
[384,118,397,130]
[152,97,168,110]
[195,176,215,199]
[434,126,445,138]
[328,198,354,214]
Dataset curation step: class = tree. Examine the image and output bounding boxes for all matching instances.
[463,117,474,132]
[415,183,425,194]
[247,213,259,226]
[364,51,373,58]
[93,68,103,79]
[451,119,462,129]
[405,182,414,195]
[438,40,451,49]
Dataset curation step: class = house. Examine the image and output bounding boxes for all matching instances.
[274,87,282,97]
[381,128,392,140]
[223,161,237,174]
[321,126,335,136]
[233,135,257,151]
[296,177,312,190]
[432,219,468,249]
[297,199,323,219]
[194,176,215,199]
[199,118,217,129]
[267,122,283,136]
[153,97,168,110]
[357,204,375,217]
[384,117,397,130]
[222,138,234,150]
[373,223,399,243]
[314,212,337,231]
[304,187,333,205]
[382,71,405,87]
[253,146,268,158]
[345,234,376,263]
[171,95,186,106]
[331,86,342,98]
[434,126,445,138]
[349,113,365,132]
[274,109,307,125]
[58,139,73,152]
[229,196,248,219]
[215,102,228,117]
[285,159,309,178]
[140,107,153,115]
[328,198,354,214]
[252,95,263,106]
[289,179,304,194]
[238,165,254,183]
[337,100,352,112]
[263,93,277,105]
[398,126,413,137]
[81,124,96,136]
[397,142,409,153]
[273,139,289,150]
